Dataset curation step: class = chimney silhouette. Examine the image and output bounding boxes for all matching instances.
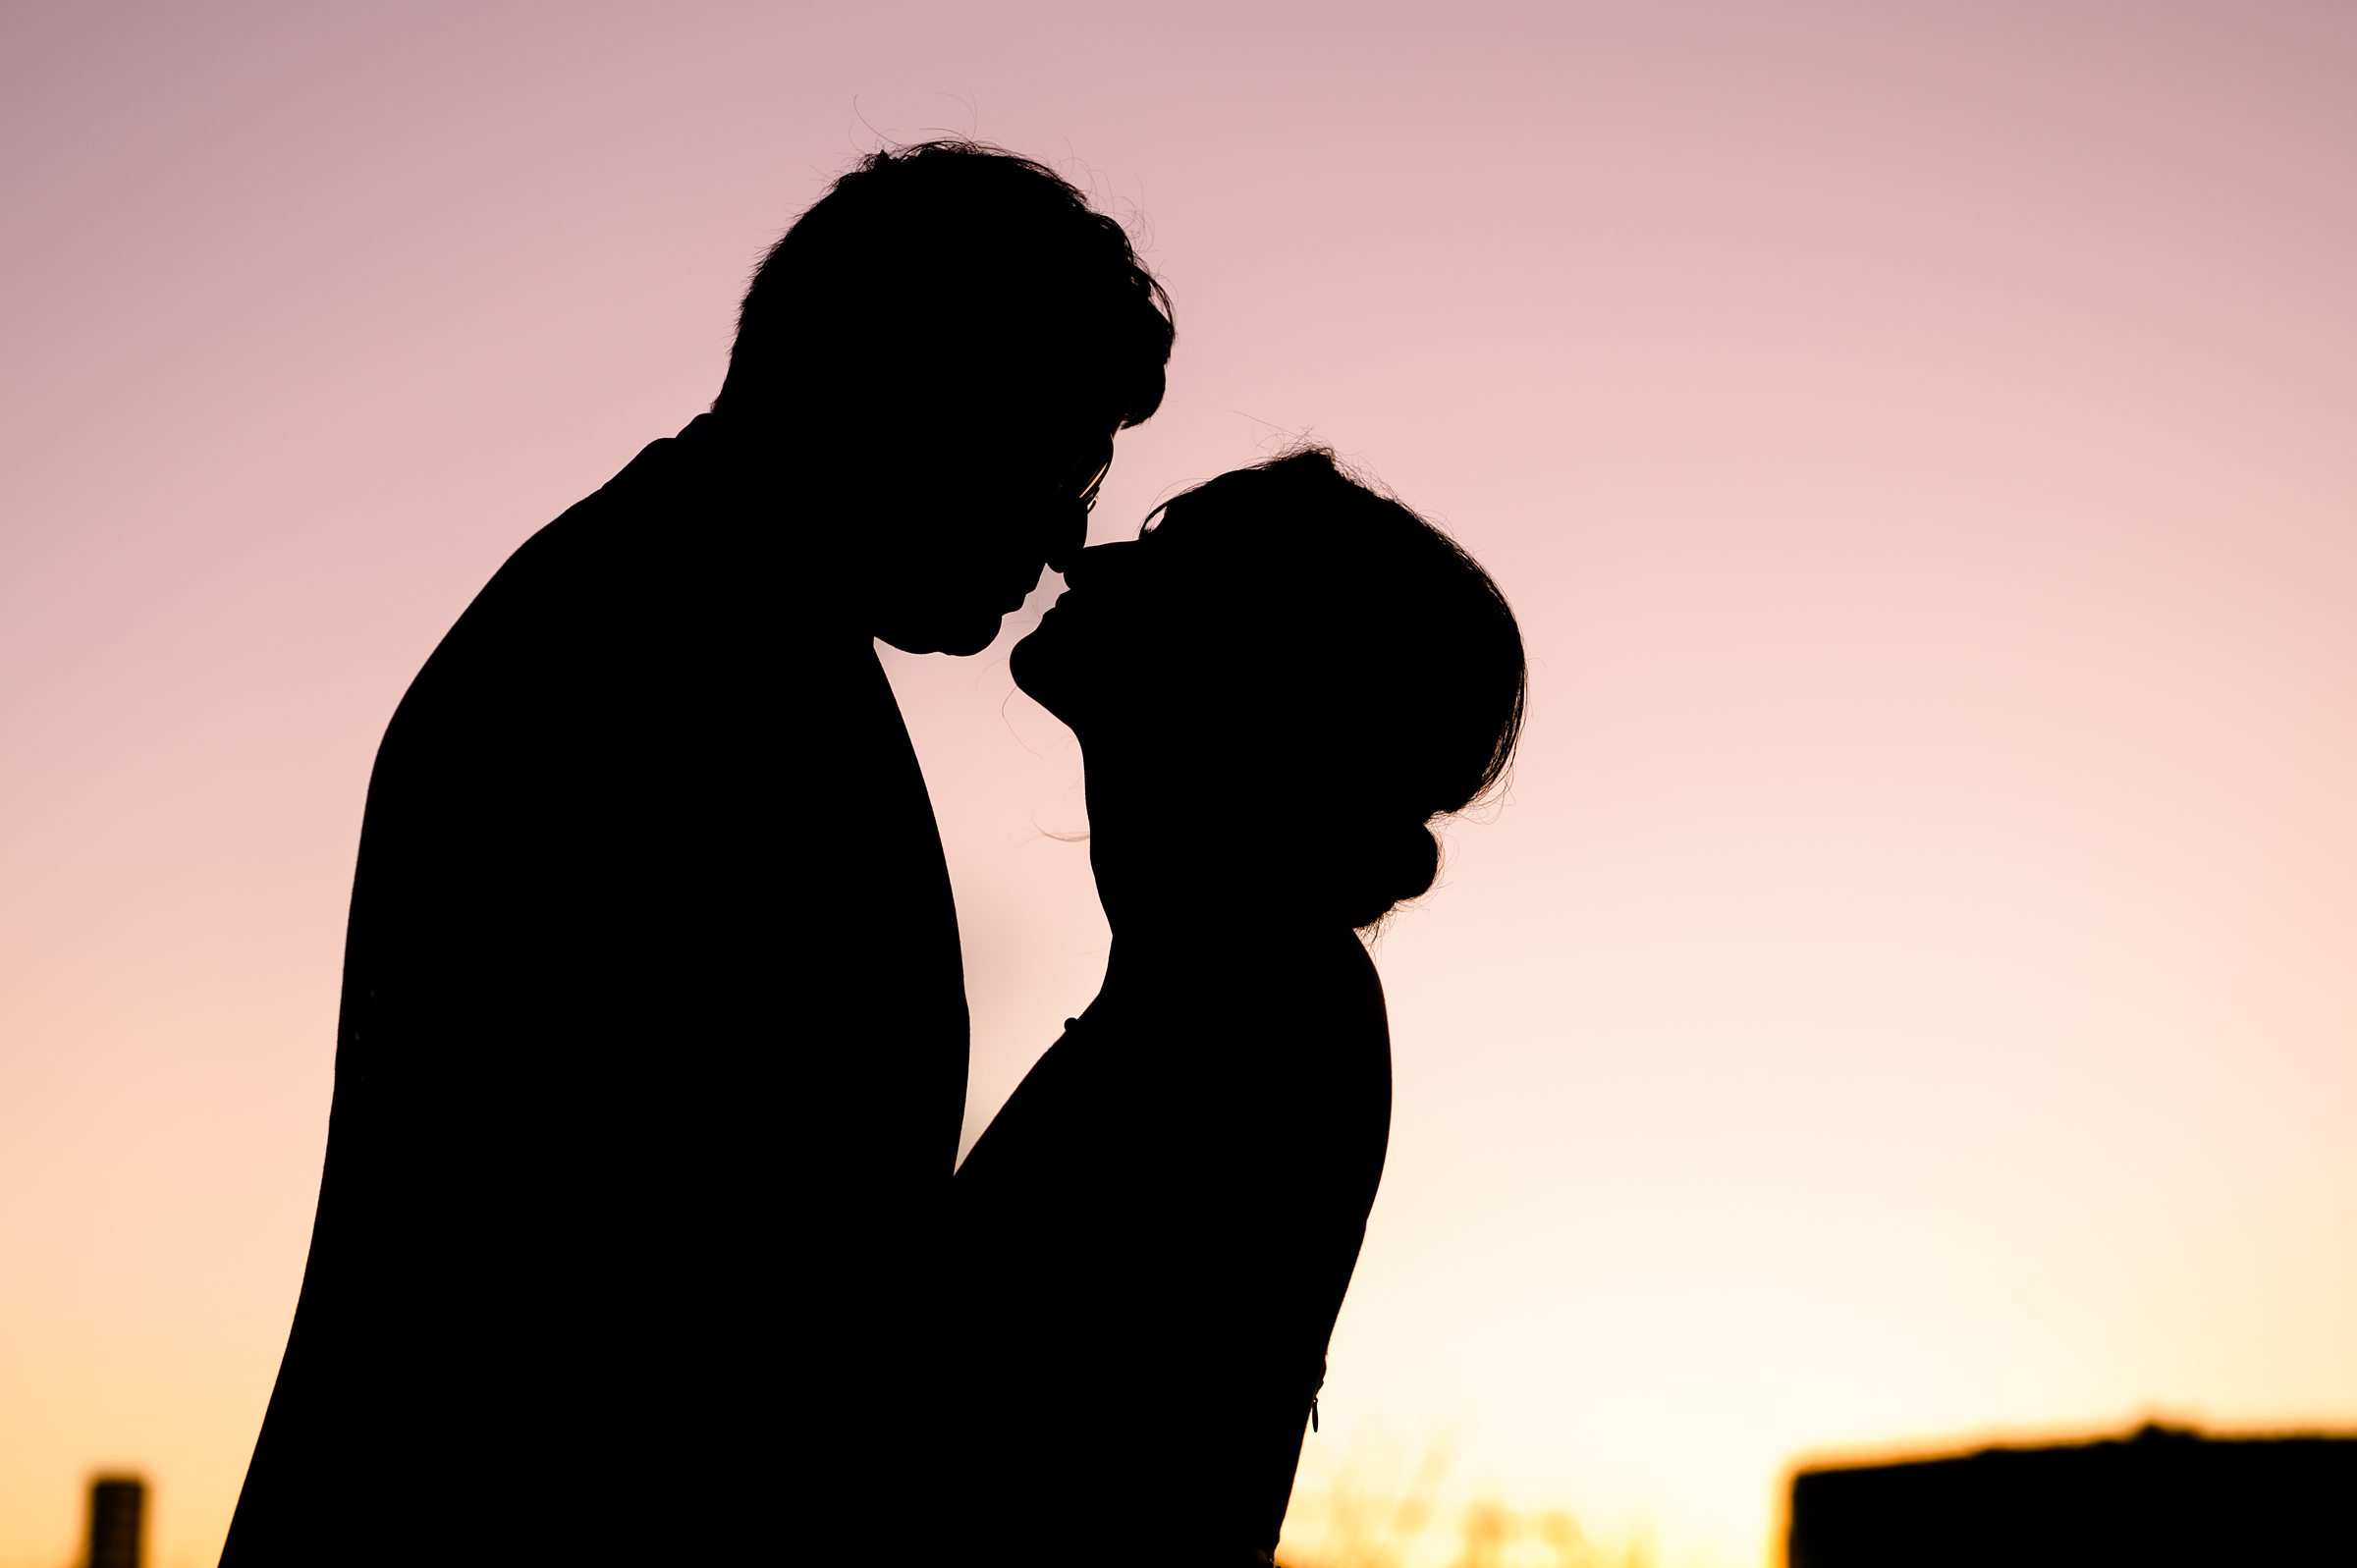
[85,1476,144,1568]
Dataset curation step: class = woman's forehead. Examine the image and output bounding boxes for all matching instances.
[1141,481,1307,552]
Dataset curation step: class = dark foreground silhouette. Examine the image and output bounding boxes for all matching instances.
[222,142,1172,1564]
[1788,1422,2357,1567]
[951,452,1527,1563]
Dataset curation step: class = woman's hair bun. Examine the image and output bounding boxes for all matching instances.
[1335,817,1443,931]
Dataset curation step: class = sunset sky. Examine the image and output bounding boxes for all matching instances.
[5,3,2355,1565]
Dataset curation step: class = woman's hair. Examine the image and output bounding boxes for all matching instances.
[1153,448,1527,929]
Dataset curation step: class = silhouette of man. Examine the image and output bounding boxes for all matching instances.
[221,141,1174,1565]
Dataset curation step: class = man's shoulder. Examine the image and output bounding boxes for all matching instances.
[368,437,702,746]
[366,423,903,786]
[475,433,702,620]
[470,427,869,657]
[409,432,809,678]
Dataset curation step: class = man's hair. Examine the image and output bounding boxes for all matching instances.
[715,140,1175,430]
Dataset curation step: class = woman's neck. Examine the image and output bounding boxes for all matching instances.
[1082,752,1222,936]
[1080,751,1341,1010]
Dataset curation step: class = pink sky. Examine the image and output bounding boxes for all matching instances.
[5,4,2355,1564]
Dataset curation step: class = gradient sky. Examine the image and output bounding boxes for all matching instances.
[5,4,2355,1565]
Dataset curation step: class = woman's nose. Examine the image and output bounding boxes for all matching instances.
[1061,539,1137,589]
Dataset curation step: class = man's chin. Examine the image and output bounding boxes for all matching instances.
[1007,635,1076,726]
[875,613,1005,658]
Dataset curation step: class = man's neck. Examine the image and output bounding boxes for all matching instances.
[674,410,885,641]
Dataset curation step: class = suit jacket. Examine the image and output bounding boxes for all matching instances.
[223,419,967,1563]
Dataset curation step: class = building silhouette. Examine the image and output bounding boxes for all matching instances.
[1787,1422,2357,1567]
[84,1475,144,1568]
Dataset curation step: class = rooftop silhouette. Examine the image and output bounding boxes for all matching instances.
[1787,1422,2357,1567]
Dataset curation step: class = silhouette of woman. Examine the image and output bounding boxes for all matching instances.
[950,449,1528,1564]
